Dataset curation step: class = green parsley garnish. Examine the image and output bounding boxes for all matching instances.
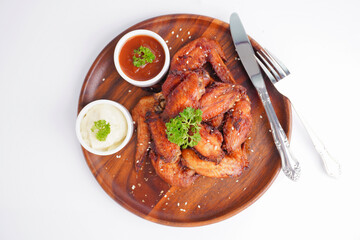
[133,46,155,67]
[91,120,111,141]
[165,107,202,149]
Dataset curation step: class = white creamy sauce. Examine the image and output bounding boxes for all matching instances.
[80,104,127,151]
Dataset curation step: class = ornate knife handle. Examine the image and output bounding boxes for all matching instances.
[259,88,301,181]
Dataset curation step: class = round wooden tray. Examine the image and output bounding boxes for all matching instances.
[78,14,291,226]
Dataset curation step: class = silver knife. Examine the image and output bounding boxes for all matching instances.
[230,12,301,181]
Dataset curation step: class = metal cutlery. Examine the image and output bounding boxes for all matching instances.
[256,48,341,178]
[230,13,301,181]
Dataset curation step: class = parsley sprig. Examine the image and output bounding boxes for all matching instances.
[165,107,202,149]
[91,120,111,141]
[133,46,155,67]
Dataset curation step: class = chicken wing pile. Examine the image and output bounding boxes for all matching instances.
[131,37,252,187]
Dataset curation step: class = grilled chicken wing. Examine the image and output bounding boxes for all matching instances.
[199,82,241,121]
[131,95,157,171]
[163,70,209,119]
[182,148,248,178]
[206,113,225,129]
[223,93,252,153]
[149,150,199,188]
[146,111,181,163]
[193,124,224,163]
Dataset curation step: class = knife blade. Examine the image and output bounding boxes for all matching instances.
[230,12,301,181]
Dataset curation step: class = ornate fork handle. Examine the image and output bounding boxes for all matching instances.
[259,88,301,181]
[292,105,341,178]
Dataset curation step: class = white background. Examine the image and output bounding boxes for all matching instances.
[1,0,359,239]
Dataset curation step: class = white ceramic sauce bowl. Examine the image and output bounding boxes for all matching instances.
[76,99,133,156]
[113,29,170,87]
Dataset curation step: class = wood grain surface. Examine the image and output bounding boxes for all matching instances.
[78,14,291,226]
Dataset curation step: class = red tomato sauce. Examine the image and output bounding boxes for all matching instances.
[119,35,165,81]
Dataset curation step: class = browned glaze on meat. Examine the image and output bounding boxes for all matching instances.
[131,37,252,187]
[182,148,248,178]
[161,38,235,103]
[199,82,241,121]
[193,124,224,163]
[146,111,181,163]
[206,113,225,129]
[223,93,252,154]
[149,150,199,188]
[163,70,209,119]
[131,95,156,171]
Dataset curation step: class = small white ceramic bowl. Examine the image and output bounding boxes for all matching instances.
[76,99,133,156]
[113,29,170,87]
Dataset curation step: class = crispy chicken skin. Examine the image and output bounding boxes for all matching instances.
[205,113,225,129]
[146,111,181,163]
[193,124,224,163]
[149,150,199,188]
[223,93,252,154]
[199,82,241,121]
[163,70,209,119]
[162,37,234,101]
[131,95,156,171]
[131,37,252,186]
[182,148,248,178]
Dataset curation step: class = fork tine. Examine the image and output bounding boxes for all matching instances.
[259,49,287,80]
[264,48,290,76]
[256,50,282,82]
[256,57,278,84]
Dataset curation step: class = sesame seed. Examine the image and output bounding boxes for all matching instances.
[232,126,234,130]
[131,185,135,190]
[248,137,251,139]
[207,140,210,143]
[169,47,172,50]
[188,31,190,35]
[185,202,187,205]
[215,146,218,150]
[138,183,141,187]
[269,129,272,132]
[181,38,183,41]
[139,143,143,145]
[171,31,174,34]
[177,203,180,206]
[180,209,186,212]
[102,78,105,81]
[179,28,182,31]
[142,200,145,202]
[214,96,217,98]
[189,36,191,39]
[165,202,168,205]
[243,187,247,191]
[260,115,263,118]
[199,46,202,49]
[128,89,131,93]
[251,149,254,152]
[176,34,179,38]
[198,205,201,208]
[165,40,168,43]
[218,63,221,66]
[236,179,239,182]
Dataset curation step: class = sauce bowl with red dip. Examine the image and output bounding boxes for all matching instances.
[114,29,170,87]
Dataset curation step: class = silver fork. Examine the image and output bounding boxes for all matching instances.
[256,48,341,178]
